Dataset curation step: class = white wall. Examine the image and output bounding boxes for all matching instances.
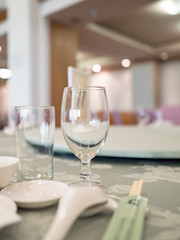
[90,61,156,112]
[159,60,180,106]
[90,69,133,111]
[90,60,180,113]
[131,62,156,110]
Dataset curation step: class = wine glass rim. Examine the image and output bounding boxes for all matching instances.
[65,86,105,91]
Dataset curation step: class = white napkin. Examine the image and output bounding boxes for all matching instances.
[0,195,21,230]
[2,126,14,136]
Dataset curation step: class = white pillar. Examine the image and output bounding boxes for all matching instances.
[7,0,39,124]
[38,16,50,106]
[7,0,84,126]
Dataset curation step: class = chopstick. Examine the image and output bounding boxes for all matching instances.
[129,180,143,196]
[101,179,147,240]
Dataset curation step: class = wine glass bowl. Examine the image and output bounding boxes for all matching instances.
[61,86,109,185]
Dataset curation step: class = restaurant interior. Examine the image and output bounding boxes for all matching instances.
[0,1,180,240]
[0,0,180,128]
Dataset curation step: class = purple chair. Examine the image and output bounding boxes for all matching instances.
[158,106,180,125]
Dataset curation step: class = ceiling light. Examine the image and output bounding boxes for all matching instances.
[0,46,1,52]
[159,0,180,15]
[160,52,169,60]
[92,64,102,73]
[0,68,12,79]
[121,59,131,68]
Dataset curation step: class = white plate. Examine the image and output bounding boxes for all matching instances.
[0,195,21,230]
[0,195,17,213]
[54,126,180,159]
[1,180,69,209]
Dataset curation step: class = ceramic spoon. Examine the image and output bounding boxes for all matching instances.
[81,196,119,217]
[43,186,107,240]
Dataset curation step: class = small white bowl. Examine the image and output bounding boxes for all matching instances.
[0,156,19,189]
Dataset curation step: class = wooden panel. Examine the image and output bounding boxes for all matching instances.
[121,112,137,125]
[0,10,6,22]
[50,22,78,126]
[153,61,160,108]
[110,111,137,125]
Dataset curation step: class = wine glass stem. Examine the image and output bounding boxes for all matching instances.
[80,161,92,182]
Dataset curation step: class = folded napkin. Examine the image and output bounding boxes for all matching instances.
[0,195,21,230]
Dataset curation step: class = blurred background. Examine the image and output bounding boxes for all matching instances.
[0,0,180,127]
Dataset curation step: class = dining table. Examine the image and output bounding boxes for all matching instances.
[0,125,180,240]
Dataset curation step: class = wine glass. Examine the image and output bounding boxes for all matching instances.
[136,106,151,126]
[61,86,109,186]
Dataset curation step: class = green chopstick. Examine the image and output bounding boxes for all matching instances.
[102,180,148,240]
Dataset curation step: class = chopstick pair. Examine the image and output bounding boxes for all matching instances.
[129,179,143,196]
[101,180,148,240]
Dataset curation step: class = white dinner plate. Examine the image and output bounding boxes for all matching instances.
[0,180,69,209]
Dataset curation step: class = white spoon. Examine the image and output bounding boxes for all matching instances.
[43,186,107,240]
[81,195,119,217]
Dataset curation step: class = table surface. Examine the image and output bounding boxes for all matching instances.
[0,130,180,240]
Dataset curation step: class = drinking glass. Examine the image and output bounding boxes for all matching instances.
[61,86,109,186]
[14,106,55,180]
